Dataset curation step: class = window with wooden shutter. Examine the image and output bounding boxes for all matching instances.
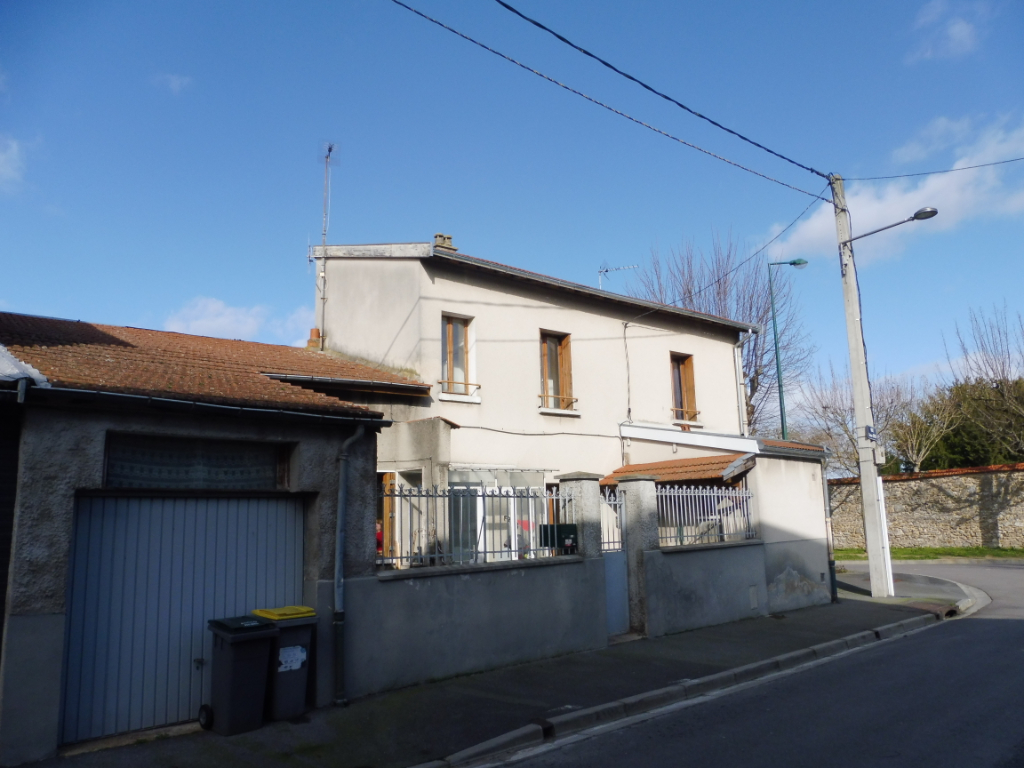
[671,353,699,422]
[441,315,472,394]
[540,332,575,410]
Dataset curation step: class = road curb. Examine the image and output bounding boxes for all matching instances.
[412,611,949,768]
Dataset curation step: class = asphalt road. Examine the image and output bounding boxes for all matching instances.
[510,562,1024,768]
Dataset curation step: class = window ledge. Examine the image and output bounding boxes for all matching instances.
[438,392,482,404]
[539,407,581,418]
[673,420,704,429]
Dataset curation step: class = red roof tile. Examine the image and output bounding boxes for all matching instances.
[760,439,826,453]
[0,312,424,418]
[601,453,746,486]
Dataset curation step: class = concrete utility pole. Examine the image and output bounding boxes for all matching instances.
[829,174,895,598]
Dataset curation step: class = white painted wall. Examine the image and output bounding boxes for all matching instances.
[748,456,828,544]
[322,250,747,481]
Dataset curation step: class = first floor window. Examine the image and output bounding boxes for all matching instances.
[540,332,574,410]
[671,353,698,421]
[442,315,471,394]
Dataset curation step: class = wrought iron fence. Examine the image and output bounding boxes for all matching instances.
[378,486,576,568]
[600,488,624,552]
[656,485,756,546]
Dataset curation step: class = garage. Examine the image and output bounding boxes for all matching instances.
[61,494,304,744]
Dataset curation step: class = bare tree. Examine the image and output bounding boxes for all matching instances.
[792,364,907,477]
[629,233,814,435]
[887,379,961,473]
[952,305,1024,457]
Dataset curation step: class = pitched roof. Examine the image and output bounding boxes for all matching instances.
[0,311,426,419]
[759,439,826,454]
[601,453,747,486]
[316,243,759,334]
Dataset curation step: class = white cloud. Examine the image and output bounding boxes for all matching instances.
[769,117,1024,264]
[0,135,24,191]
[280,305,315,348]
[165,298,315,347]
[908,1,984,61]
[165,297,268,340]
[893,116,972,164]
[152,73,192,95]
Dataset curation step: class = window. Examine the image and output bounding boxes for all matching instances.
[671,353,698,422]
[441,315,472,394]
[105,435,290,490]
[539,332,575,410]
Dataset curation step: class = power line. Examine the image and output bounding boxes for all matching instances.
[845,155,1024,181]
[629,183,831,324]
[388,0,831,202]
[492,0,830,181]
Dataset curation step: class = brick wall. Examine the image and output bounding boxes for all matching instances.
[829,464,1024,550]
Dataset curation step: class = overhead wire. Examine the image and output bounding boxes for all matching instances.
[387,0,831,203]
[628,182,831,325]
[845,155,1024,181]
[491,0,830,181]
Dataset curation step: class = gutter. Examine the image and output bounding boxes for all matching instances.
[5,385,391,426]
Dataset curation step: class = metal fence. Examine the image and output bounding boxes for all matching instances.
[656,485,756,547]
[600,488,624,552]
[379,486,576,568]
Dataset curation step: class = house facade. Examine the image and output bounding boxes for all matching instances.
[0,313,408,764]
[315,236,755,491]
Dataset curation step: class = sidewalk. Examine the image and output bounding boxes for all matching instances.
[49,573,971,768]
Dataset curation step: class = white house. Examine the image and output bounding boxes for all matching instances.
[313,234,762,490]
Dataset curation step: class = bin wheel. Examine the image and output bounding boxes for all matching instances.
[198,705,214,731]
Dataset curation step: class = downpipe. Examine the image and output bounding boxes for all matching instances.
[334,424,365,706]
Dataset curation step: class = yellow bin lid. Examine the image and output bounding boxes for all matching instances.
[252,605,316,620]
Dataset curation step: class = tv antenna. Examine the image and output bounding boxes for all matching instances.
[311,142,337,350]
[321,142,335,247]
[598,261,639,290]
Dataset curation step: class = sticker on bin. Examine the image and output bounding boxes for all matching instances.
[278,645,307,672]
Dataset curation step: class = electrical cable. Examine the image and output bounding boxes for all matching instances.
[845,155,1024,181]
[387,0,831,202]
[627,182,830,325]
[492,0,830,181]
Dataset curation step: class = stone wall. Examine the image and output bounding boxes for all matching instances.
[829,465,1024,549]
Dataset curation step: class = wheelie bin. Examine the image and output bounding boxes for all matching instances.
[199,615,278,735]
[252,606,318,721]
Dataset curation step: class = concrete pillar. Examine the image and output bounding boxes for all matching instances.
[555,472,603,558]
[619,476,659,635]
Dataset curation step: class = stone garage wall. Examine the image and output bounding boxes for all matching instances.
[829,464,1024,550]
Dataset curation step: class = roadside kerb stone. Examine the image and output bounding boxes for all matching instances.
[620,683,689,716]
[548,701,626,736]
[444,723,545,766]
[427,608,950,768]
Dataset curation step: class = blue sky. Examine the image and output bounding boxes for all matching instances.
[2,0,1022,379]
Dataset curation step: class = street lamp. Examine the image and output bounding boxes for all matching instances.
[767,258,808,440]
[830,175,938,598]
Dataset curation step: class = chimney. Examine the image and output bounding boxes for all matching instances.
[434,233,455,251]
[307,327,321,350]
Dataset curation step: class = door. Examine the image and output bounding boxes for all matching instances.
[601,492,629,636]
[61,495,304,744]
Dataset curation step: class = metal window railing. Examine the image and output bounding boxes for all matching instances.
[600,488,624,552]
[656,485,756,547]
[538,393,578,410]
[378,486,576,569]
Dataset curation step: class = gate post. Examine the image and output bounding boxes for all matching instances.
[555,472,602,558]
[619,476,659,635]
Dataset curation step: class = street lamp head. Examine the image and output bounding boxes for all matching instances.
[912,207,938,221]
[790,258,809,269]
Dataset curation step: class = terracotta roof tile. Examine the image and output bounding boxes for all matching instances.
[601,453,745,486]
[0,312,425,418]
[760,439,826,453]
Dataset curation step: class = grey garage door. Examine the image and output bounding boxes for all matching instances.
[62,495,304,744]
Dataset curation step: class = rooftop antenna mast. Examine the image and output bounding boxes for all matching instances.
[314,142,336,351]
[598,261,639,291]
